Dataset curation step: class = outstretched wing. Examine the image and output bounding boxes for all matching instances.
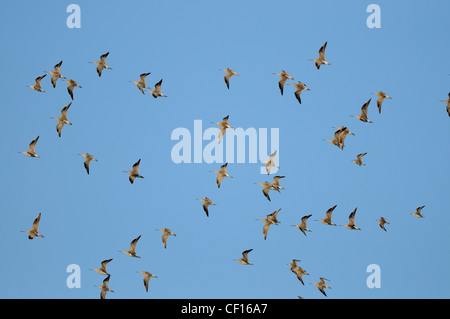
[361,99,371,118]
[29,136,39,153]
[31,213,41,232]
[319,42,327,60]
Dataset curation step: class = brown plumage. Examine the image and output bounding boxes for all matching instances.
[221,68,239,89]
[255,181,275,201]
[377,217,390,231]
[198,197,216,217]
[120,235,142,258]
[211,163,233,188]
[148,79,167,98]
[353,152,367,166]
[21,213,44,239]
[235,249,253,265]
[273,70,294,95]
[412,205,425,218]
[313,277,331,297]
[213,115,234,144]
[90,52,112,77]
[65,79,82,100]
[310,42,331,69]
[91,259,113,275]
[47,61,66,88]
[130,72,151,94]
[290,81,310,104]
[20,136,40,158]
[373,91,392,114]
[28,74,46,92]
[315,205,337,226]
[79,153,98,175]
[352,99,373,123]
[292,214,312,236]
[341,208,361,230]
[123,159,144,184]
[156,228,176,249]
[138,271,158,292]
[51,102,73,137]
[96,275,114,299]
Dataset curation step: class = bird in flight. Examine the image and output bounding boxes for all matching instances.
[123,159,144,184]
[20,136,40,158]
[412,205,425,218]
[90,52,112,77]
[264,150,279,175]
[79,153,98,175]
[221,68,239,89]
[198,197,216,217]
[288,259,310,285]
[130,72,151,94]
[51,102,73,137]
[325,128,345,148]
[315,205,337,226]
[288,259,301,273]
[373,91,392,114]
[257,209,281,240]
[273,70,294,95]
[313,277,331,297]
[255,181,276,201]
[65,79,82,100]
[292,214,313,237]
[353,152,367,166]
[120,235,142,258]
[137,271,158,292]
[235,249,254,265]
[334,126,355,150]
[266,208,282,225]
[91,259,113,276]
[21,213,44,240]
[27,74,46,92]
[256,217,273,240]
[341,208,361,230]
[211,163,233,188]
[352,99,373,123]
[291,264,310,285]
[156,228,176,249]
[310,42,331,69]
[271,175,285,193]
[96,274,114,299]
[213,115,234,144]
[148,79,167,98]
[376,217,390,231]
[290,81,310,104]
[46,61,66,88]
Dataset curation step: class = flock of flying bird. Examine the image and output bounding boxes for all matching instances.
[19,41,445,299]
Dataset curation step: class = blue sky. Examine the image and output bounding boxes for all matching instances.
[0,0,449,299]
